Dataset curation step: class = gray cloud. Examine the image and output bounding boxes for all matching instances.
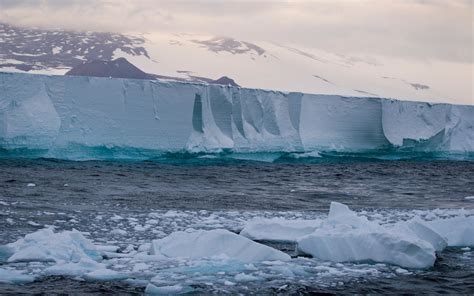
[0,0,472,63]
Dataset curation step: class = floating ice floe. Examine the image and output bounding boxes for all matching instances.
[151,229,291,262]
[145,283,194,295]
[0,268,35,284]
[240,218,321,242]
[5,228,102,263]
[296,202,440,268]
[44,258,106,277]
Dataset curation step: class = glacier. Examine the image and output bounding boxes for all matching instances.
[0,72,472,159]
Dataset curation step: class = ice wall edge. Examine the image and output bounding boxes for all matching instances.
[0,72,473,157]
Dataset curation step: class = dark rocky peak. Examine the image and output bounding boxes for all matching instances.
[65,58,155,80]
[211,76,239,87]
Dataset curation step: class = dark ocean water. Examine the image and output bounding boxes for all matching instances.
[0,157,473,294]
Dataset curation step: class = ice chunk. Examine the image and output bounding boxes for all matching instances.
[297,203,437,268]
[6,228,102,263]
[44,258,105,277]
[234,272,259,282]
[240,218,321,242]
[151,229,291,262]
[145,283,193,295]
[327,202,366,226]
[426,216,474,247]
[0,268,35,284]
[83,269,127,281]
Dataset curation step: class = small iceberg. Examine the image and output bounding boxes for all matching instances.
[5,228,102,263]
[151,229,291,262]
[296,202,439,268]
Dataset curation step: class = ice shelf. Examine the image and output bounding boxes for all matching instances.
[0,72,472,158]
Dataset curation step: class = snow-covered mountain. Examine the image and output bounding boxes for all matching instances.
[0,22,471,104]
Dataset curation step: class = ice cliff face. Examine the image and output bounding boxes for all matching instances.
[0,72,473,156]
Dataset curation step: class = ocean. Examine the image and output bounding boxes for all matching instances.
[1,155,473,294]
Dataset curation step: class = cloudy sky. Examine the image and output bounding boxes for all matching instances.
[1,0,472,64]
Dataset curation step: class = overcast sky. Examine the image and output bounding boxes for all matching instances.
[0,0,472,65]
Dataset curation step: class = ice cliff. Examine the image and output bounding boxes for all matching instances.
[0,72,472,157]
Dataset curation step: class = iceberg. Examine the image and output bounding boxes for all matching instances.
[0,72,472,159]
[150,229,291,262]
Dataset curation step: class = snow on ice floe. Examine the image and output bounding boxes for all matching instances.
[151,229,291,262]
[240,218,321,242]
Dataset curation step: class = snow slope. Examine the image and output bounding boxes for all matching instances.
[0,72,472,158]
[1,23,471,104]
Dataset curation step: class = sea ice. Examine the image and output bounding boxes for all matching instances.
[150,229,291,262]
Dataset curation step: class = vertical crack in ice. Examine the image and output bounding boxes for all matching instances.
[150,82,160,121]
[262,92,281,136]
[288,92,303,132]
[242,89,264,134]
[192,93,204,133]
[209,85,233,140]
[231,87,245,138]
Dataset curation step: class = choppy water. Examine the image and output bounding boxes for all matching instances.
[1,157,473,294]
